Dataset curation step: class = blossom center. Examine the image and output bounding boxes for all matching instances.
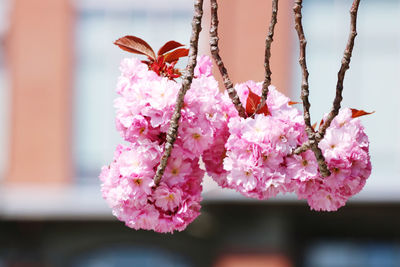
[171,168,180,176]
[133,178,142,186]
[192,133,201,140]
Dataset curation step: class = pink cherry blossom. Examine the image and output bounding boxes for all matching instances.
[194,55,213,77]
[154,183,183,211]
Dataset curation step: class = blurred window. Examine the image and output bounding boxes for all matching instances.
[0,0,11,179]
[73,0,193,180]
[305,241,400,267]
[71,245,190,267]
[291,0,400,200]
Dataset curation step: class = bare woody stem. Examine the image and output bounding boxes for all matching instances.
[293,140,311,154]
[293,0,331,177]
[294,0,361,154]
[153,0,204,186]
[316,0,361,140]
[253,0,279,115]
[210,0,247,118]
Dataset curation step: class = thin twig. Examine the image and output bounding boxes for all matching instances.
[210,0,247,118]
[295,0,361,153]
[316,0,361,140]
[253,0,279,115]
[293,140,311,154]
[153,0,204,186]
[293,0,330,177]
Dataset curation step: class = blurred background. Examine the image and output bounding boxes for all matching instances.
[0,0,400,266]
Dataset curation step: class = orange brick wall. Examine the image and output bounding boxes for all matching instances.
[6,0,74,183]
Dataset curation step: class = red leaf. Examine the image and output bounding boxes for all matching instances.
[164,48,189,63]
[114,35,156,60]
[319,118,324,129]
[351,108,375,118]
[312,122,317,130]
[141,60,151,66]
[158,40,185,56]
[259,102,270,116]
[245,87,269,117]
[289,101,300,105]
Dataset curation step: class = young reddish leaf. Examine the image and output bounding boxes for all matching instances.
[351,108,375,118]
[245,87,269,117]
[164,48,189,63]
[319,118,324,129]
[141,60,151,66]
[114,35,156,60]
[289,101,300,105]
[258,102,270,116]
[312,122,317,130]
[158,40,185,56]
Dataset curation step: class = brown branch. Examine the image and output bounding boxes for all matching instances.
[316,0,361,140]
[295,0,361,154]
[293,140,311,155]
[210,0,247,118]
[253,0,279,116]
[293,0,330,177]
[153,0,204,186]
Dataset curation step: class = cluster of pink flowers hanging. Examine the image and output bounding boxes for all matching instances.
[295,108,372,211]
[100,53,371,233]
[204,81,308,199]
[100,55,233,233]
[203,81,371,211]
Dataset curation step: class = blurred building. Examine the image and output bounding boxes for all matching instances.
[1,0,400,266]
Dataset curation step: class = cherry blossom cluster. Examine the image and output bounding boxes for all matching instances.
[293,108,371,211]
[204,81,307,199]
[203,81,371,211]
[100,55,232,232]
[114,55,231,156]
